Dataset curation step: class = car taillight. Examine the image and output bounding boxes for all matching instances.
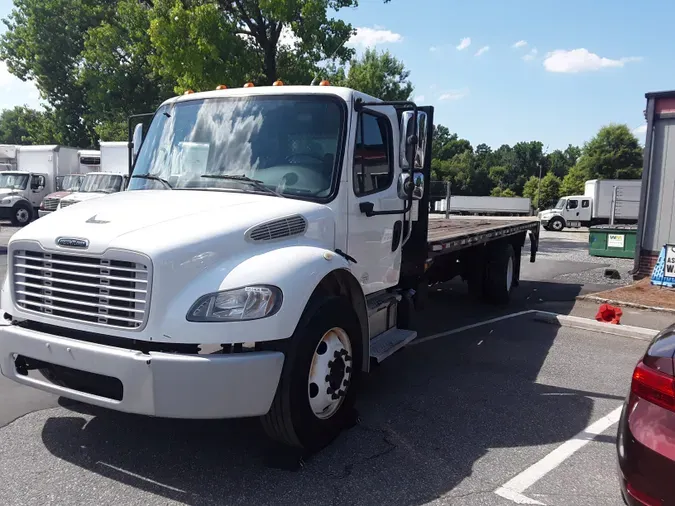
[631,360,675,412]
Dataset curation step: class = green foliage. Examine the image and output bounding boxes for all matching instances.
[0,106,61,144]
[576,124,643,180]
[521,172,561,209]
[490,187,516,197]
[560,164,589,196]
[333,48,413,101]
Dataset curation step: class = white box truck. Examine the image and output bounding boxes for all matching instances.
[0,85,540,452]
[0,145,80,226]
[58,142,129,210]
[0,144,18,170]
[434,195,531,215]
[38,150,100,218]
[538,179,641,231]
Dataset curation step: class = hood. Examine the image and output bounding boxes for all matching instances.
[0,188,20,198]
[13,189,334,256]
[44,191,72,199]
[61,192,109,203]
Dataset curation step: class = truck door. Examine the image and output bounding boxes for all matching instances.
[28,174,47,207]
[347,108,403,295]
[579,198,591,223]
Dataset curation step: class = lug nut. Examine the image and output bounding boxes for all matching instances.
[343,380,350,387]
[331,394,339,400]
[327,387,334,395]
[345,367,352,373]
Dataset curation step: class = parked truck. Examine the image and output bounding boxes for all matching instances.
[433,195,532,216]
[538,179,642,231]
[0,145,80,226]
[0,85,539,452]
[58,143,129,210]
[38,150,100,218]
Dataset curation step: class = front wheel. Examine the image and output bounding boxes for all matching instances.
[261,296,362,451]
[11,201,32,226]
[549,217,565,231]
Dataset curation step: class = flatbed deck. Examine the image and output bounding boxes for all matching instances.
[427,216,539,255]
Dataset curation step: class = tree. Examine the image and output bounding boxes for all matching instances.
[0,0,117,146]
[432,125,472,161]
[560,164,589,196]
[0,106,61,145]
[577,124,643,180]
[334,48,413,101]
[80,0,173,141]
[522,172,561,209]
[490,187,516,197]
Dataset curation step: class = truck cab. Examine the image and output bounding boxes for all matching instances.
[539,195,592,231]
[57,171,129,209]
[0,170,48,225]
[0,84,439,451]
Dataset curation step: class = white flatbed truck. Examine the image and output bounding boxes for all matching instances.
[0,85,539,451]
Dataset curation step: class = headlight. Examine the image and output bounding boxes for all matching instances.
[1,198,12,205]
[186,285,282,322]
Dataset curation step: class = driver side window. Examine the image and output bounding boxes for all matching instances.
[353,112,393,196]
[31,175,45,190]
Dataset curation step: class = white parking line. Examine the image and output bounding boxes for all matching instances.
[409,310,537,346]
[494,406,623,505]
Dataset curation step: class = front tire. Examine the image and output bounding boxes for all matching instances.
[261,296,362,451]
[549,217,565,231]
[11,201,32,227]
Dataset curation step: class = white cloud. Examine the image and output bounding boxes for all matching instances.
[522,48,538,61]
[512,40,528,49]
[439,89,468,101]
[543,48,642,73]
[348,27,403,48]
[633,124,647,135]
[475,46,489,57]
[456,37,471,51]
[414,95,425,102]
[0,62,42,110]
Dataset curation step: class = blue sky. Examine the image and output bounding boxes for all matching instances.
[1,0,672,150]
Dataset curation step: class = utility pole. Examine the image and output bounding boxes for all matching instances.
[536,144,549,211]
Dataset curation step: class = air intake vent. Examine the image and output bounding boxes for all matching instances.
[248,215,307,242]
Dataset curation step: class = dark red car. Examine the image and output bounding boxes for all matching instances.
[617,322,675,505]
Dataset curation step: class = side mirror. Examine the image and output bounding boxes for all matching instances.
[132,122,144,161]
[397,171,425,201]
[399,110,428,170]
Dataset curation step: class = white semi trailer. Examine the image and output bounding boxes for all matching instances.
[0,85,540,451]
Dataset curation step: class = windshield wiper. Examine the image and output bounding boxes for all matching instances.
[200,174,284,198]
[131,173,173,189]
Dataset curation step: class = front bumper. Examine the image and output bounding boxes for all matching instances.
[0,206,12,220]
[0,323,285,418]
[37,209,53,218]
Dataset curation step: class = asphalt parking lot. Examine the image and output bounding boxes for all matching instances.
[0,222,673,505]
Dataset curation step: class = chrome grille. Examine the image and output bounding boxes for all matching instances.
[248,215,307,242]
[42,198,61,211]
[13,249,150,329]
[59,200,77,209]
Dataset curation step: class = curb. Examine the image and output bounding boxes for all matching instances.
[577,294,675,314]
[533,311,659,341]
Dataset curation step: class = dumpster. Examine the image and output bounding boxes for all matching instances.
[589,224,637,259]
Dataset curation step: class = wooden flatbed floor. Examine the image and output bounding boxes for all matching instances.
[427,216,539,254]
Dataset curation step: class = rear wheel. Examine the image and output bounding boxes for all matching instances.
[261,296,362,451]
[485,243,515,304]
[11,201,32,227]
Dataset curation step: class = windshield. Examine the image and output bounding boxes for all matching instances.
[0,172,28,190]
[80,174,123,193]
[58,174,84,192]
[554,198,566,210]
[129,96,345,200]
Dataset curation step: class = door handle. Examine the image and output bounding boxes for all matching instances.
[392,221,402,251]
